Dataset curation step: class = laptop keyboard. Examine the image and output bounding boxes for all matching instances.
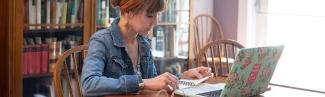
[197,89,223,97]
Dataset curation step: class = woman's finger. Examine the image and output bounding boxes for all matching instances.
[164,84,174,92]
[197,66,210,72]
[165,73,178,84]
[196,66,212,77]
[191,69,203,79]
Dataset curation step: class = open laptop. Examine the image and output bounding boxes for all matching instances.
[175,45,284,97]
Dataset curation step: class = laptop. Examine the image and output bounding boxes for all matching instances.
[175,45,284,97]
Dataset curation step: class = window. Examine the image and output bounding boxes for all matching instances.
[244,0,325,92]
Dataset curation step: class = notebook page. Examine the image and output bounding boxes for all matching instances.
[175,83,225,96]
[178,76,211,89]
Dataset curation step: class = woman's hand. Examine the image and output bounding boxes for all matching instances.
[181,66,212,79]
[143,72,178,92]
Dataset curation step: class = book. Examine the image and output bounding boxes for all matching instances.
[70,0,79,28]
[41,44,49,73]
[29,0,36,30]
[60,0,68,29]
[35,37,43,74]
[36,0,41,29]
[55,0,62,29]
[23,46,29,75]
[41,0,46,29]
[27,38,36,74]
[46,0,51,29]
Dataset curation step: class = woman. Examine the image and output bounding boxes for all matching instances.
[81,0,211,96]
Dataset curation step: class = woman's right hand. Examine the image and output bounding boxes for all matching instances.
[143,72,178,92]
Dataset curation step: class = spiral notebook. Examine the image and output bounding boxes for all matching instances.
[178,76,212,89]
[175,45,284,97]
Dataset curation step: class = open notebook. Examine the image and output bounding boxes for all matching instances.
[175,75,225,97]
[178,76,212,89]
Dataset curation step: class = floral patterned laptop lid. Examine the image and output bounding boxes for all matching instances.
[221,45,284,97]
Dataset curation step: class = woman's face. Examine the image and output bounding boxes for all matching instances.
[128,10,158,36]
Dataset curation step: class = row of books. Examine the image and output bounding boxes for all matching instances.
[96,0,111,27]
[23,43,49,75]
[23,36,82,75]
[26,0,83,30]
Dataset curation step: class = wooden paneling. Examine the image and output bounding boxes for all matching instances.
[0,0,10,96]
[9,0,24,96]
[0,0,24,97]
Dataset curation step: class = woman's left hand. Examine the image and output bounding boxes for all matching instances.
[181,66,212,79]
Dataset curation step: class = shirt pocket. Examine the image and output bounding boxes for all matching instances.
[110,58,128,78]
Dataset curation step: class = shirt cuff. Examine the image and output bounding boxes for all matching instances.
[123,74,143,93]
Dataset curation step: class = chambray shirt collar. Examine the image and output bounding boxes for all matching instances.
[110,18,148,48]
[110,18,125,47]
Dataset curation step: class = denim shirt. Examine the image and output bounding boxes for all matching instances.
[81,18,158,97]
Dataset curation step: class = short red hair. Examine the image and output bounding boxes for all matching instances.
[111,0,166,15]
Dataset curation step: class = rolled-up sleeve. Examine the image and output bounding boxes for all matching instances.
[81,34,142,96]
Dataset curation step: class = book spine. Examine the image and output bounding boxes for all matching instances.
[41,0,46,28]
[66,0,72,26]
[96,0,101,26]
[35,44,42,74]
[29,0,36,30]
[55,0,62,29]
[106,0,110,26]
[41,44,49,73]
[60,0,67,29]
[36,0,42,29]
[46,0,51,29]
[70,0,78,28]
[23,46,29,75]
[77,0,83,23]
[101,0,107,26]
[28,45,36,74]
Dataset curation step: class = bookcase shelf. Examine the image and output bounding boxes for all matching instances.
[23,73,53,79]
[24,27,83,33]
[23,71,78,79]
[24,23,84,27]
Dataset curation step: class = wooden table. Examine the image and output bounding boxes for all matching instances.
[105,77,325,97]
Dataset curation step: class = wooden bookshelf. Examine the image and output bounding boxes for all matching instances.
[4,0,101,97]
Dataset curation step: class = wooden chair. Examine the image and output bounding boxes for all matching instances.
[53,45,88,97]
[196,39,244,77]
[192,14,224,59]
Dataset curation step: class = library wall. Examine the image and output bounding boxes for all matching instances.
[213,0,239,40]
